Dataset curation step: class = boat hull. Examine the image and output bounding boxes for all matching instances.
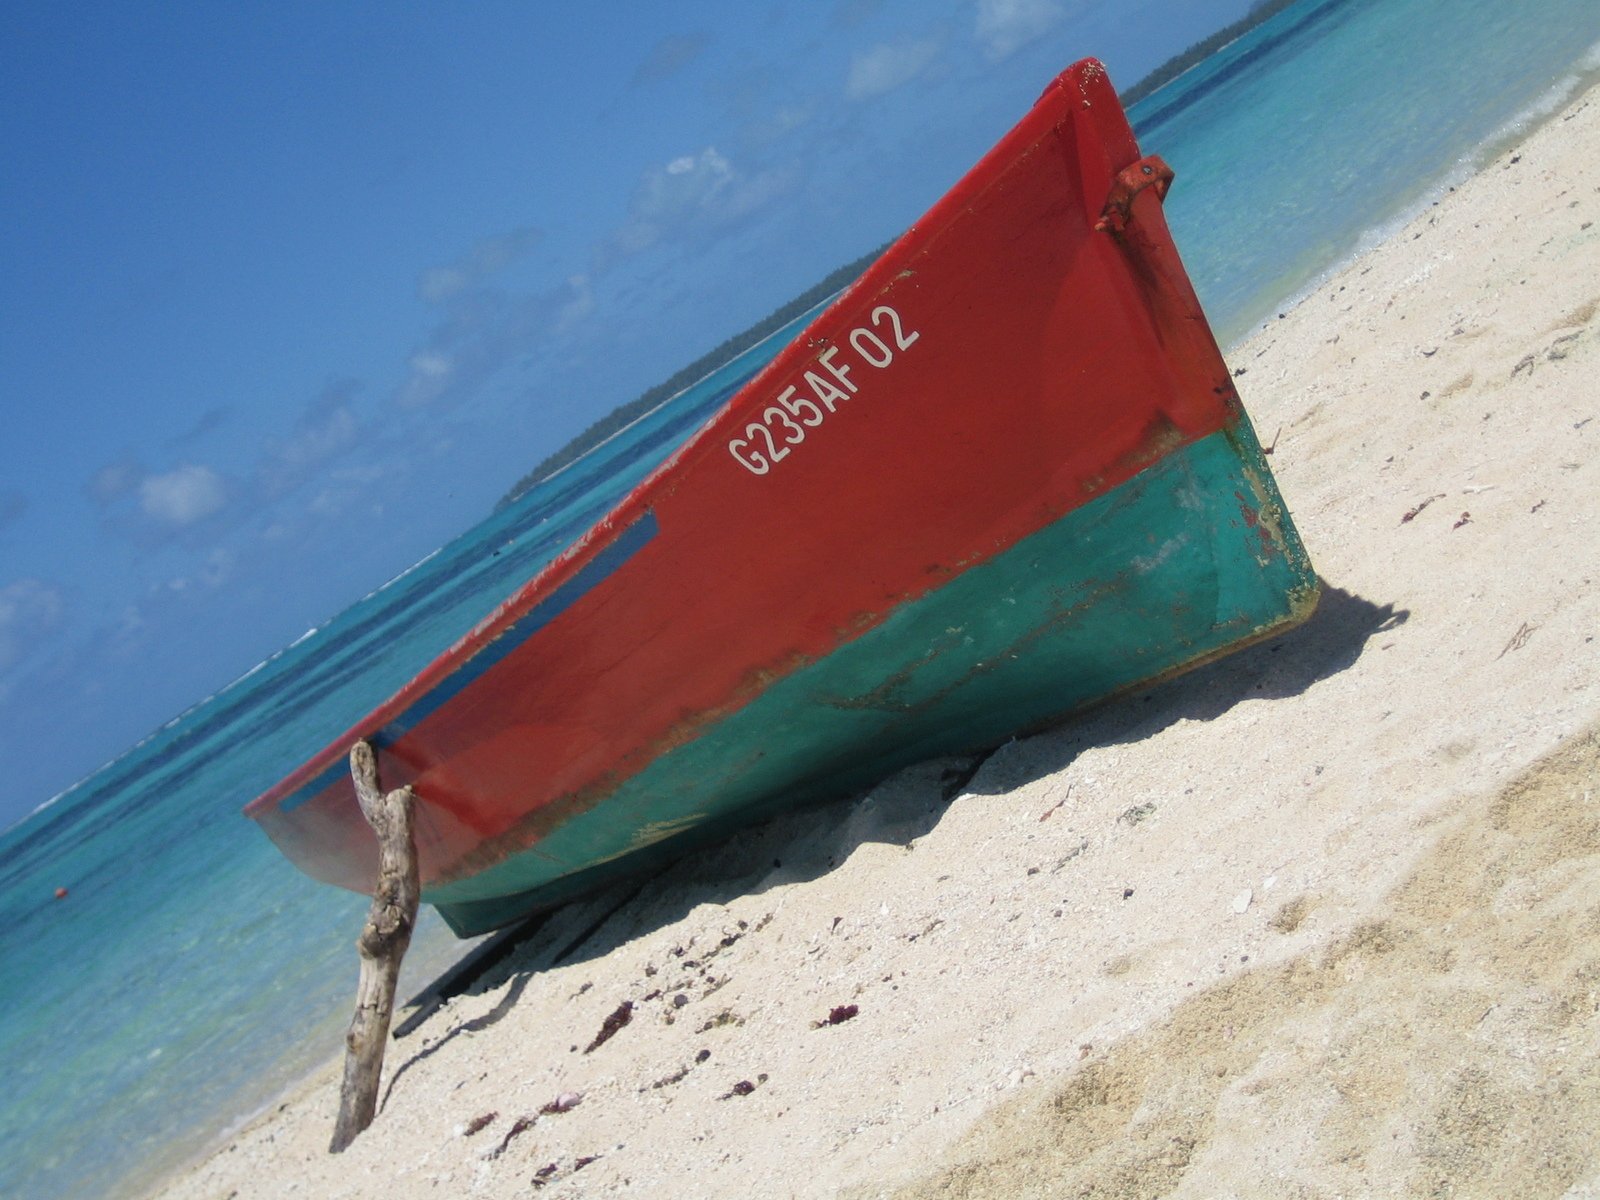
[430,422,1313,934]
[248,60,1318,936]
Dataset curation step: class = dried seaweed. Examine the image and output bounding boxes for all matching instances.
[489,1116,534,1160]
[584,1000,633,1053]
[1400,493,1446,523]
[717,1074,768,1100]
[813,1004,859,1028]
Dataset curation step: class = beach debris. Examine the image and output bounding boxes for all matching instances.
[1038,783,1074,821]
[487,1116,534,1159]
[531,1162,560,1187]
[541,1091,582,1115]
[697,1008,743,1033]
[1118,802,1156,826]
[1452,511,1472,530]
[644,1049,710,1092]
[1271,895,1311,934]
[1122,887,1135,900]
[574,1154,602,1171]
[717,1074,768,1100]
[584,1000,633,1053]
[813,1004,860,1028]
[1232,888,1254,914]
[1051,839,1089,873]
[53,886,68,900]
[650,1064,692,1090]
[1497,622,1536,659]
[1263,425,1281,455]
[462,1111,498,1136]
[1400,493,1446,523]
[1531,499,1547,514]
[330,741,420,1154]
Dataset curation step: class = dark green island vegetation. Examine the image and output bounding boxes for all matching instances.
[1119,0,1299,105]
[497,0,1298,509]
[497,246,886,508]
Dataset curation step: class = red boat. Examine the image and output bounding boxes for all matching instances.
[249,59,1317,936]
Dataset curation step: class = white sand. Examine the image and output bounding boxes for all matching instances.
[154,84,1600,1200]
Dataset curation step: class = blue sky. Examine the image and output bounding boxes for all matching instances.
[0,0,1254,824]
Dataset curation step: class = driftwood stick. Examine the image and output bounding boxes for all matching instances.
[329,741,419,1154]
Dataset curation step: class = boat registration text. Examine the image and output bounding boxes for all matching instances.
[728,304,921,477]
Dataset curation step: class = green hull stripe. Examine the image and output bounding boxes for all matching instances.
[431,424,1316,935]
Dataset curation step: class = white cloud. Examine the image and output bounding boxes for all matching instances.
[737,102,815,151]
[557,274,594,332]
[138,465,227,526]
[411,352,452,380]
[845,37,941,100]
[393,271,596,413]
[975,0,1064,62]
[610,147,794,259]
[86,459,145,507]
[616,147,735,255]
[300,464,392,520]
[265,383,361,487]
[417,226,543,304]
[160,548,236,594]
[282,404,356,466]
[396,350,456,410]
[0,579,65,672]
[418,266,470,304]
[166,405,232,448]
[631,32,709,86]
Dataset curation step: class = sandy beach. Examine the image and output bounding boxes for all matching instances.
[154,82,1600,1200]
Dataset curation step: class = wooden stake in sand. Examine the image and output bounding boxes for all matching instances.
[330,741,419,1154]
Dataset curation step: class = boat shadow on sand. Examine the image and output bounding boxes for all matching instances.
[382,579,1402,1091]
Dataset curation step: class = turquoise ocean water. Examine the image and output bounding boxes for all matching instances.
[4,1,1599,1195]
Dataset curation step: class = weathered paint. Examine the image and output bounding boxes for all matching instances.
[247,59,1318,935]
[430,424,1315,934]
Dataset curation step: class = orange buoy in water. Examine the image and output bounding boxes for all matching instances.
[54,886,68,900]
